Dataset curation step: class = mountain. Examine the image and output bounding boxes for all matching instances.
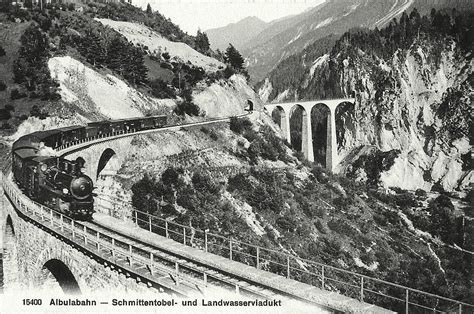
[258,9,473,193]
[205,16,267,51]
[243,0,473,83]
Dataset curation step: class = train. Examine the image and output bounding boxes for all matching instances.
[11,115,168,220]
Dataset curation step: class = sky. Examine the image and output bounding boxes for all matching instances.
[133,0,325,34]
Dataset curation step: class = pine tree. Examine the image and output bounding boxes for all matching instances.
[195,29,210,53]
[224,44,244,71]
[106,37,127,76]
[146,3,152,15]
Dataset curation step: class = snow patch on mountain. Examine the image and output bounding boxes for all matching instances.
[343,3,360,17]
[310,54,329,79]
[96,18,224,72]
[313,17,334,30]
[374,0,415,28]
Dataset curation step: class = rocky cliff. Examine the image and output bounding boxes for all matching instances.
[259,11,473,193]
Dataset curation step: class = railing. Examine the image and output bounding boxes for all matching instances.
[129,207,473,314]
[267,96,356,106]
[0,173,275,298]
[3,113,474,312]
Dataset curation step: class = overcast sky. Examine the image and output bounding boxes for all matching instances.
[133,0,325,34]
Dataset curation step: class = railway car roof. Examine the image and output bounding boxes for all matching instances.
[12,130,61,150]
[55,125,84,132]
[87,115,166,126]
[13,148,37,159]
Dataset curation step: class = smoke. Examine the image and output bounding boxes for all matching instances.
[37,145,58,157]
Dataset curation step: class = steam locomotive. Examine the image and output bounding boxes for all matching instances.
[12,115,167,220]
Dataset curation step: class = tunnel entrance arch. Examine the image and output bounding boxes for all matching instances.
[96,148,118,180]
[40,259,81,295]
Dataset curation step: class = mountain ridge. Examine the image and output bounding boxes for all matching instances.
[243,0,474,83]
[205,16,267,51]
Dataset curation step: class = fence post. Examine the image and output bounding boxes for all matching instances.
[60,215,64,232]
[287,255,290,279]
[175,263,179,286]
[405,289,409,314]
[229,240,233,260]
[183,227,186,245]
[360,277,364,302]
[111,238,115,260]
[129,244,132,265]
[50,210,53,224]
[165,220,169,238]
[149,216,152,232]
[458,303,462,314]
[256,247,260,269]
[150,253,154,275]
[71,220,75,239]
[84,225,87,246]
[321,265,325,289]
[204,230,208,252]
[135,211,138,225]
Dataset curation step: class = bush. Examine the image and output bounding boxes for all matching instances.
[30,105,48,119]
[0,81,6,91]
[209,129,219,141]
[415,189,427,198]
[174,101,200,116]
[0,109,11,120]
[10,88,25,100]
[150,78,176,98]
[276,216,297,232]
[0,45,5,57]
[230,117,252,134]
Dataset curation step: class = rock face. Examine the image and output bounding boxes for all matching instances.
[260,32,472,192]
[336,42,472,192]
[193,75,261,118]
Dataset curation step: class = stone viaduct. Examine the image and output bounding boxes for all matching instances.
[1,183,158,294]
[264,98,355,170]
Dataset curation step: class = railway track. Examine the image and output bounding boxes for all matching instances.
[3,175,318,307]
[83,218,290,301]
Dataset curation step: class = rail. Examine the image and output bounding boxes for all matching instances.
[3,114,473,312]
[128,207,473,314]
[0,172,282,298]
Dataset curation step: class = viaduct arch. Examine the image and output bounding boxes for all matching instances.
[40,259,81,294]
[264,98,355,170]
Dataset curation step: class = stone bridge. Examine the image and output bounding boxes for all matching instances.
[1,182,155,294]
[61,136,133,183]
[264,98,355,170]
